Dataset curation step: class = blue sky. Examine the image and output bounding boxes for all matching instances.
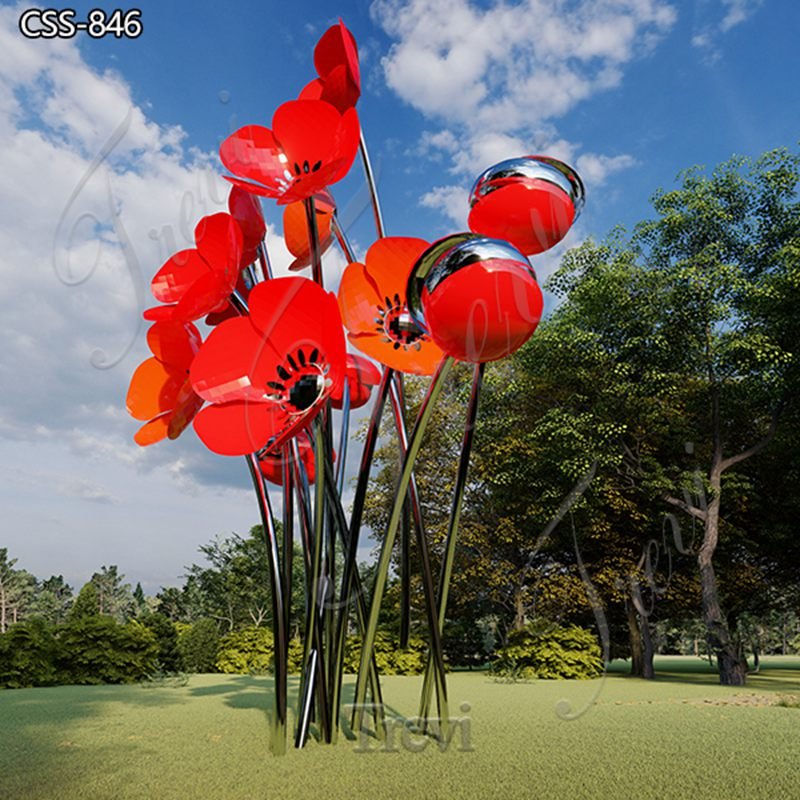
[0,0,795,594]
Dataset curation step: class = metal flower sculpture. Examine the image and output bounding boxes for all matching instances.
[125,18,584,756]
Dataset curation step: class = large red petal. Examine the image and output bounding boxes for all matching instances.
[151,250,208,304]
[325,107,361,187]
[167,383,204,440]
[365,237,429,301]
[338,261,383,338]
[228,186,266,253]
[346,332,443,376]
[190,316,281,404]
[134,414,170,446]
[194,213,242,280]
[143,305,177,322]
[272,100,341,170]
[193,400,286,456]
[248,278,345,395]
[126,357,184,420]
[173,271,231,323]
[314,20,360,92]
[146,321,202,369]
[220,125,287,195]
[283,197,334,263]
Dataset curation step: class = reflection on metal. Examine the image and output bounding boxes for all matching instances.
[359,131,386,239]
[352,357,455,736]
[245,454,287,755]
[407,234,536,331]
[468,155,585,217]
[419,361,484,725]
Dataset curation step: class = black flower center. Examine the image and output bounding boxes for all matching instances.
[265,347,330,415]
[374,294,426,351]
[289,373,323,411]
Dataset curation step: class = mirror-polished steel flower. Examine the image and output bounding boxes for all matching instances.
[468,156,584,255]
[407,233,543,363]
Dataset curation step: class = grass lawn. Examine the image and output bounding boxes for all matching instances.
[1,656,799,799]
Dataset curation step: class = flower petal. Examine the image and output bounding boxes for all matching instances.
[364,237,430,302]
[146,321,202,369]
[126,357,184,420]
[283,197,334,267]
[193,400,286,456]
[248,277,346,398]
[314,20,360,93]
[151,250,208,304]
[173,270,233,322]
[167,384,204,440]
[194,213,242,280]
[220,125,287,195]
[228,186,266,254]
[346,332,443,376]
[338,261,382,335]
[134,414,170,446]
[190,316,281,404]
[143,305,178,322]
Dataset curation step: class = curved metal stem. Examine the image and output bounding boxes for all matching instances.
[330,212,357,264]
[336,379,351,496]
[352,357,454,735]
[257,241,273,281]
[358,131,386,239]
[389,377,449,732]
[304,196,324,287]
[331,368,393,732]
[419,362,485,723]
[245,455,287,755]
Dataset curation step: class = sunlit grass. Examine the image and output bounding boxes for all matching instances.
[1,657,799,799]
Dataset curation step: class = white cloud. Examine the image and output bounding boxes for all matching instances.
[372,0,673,222]
[720,0,763,32]
[691,0,763,60]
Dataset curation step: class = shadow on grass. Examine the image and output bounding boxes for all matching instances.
[187,674,408,743]
[607,656,800,691]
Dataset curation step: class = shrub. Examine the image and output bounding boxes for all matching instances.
[492,620,603,680]
[140,613,182,672]
[216,628,305,675]
[216,627,273,674]
[57,617,158,684]
[177,618,219,673]
[0,618,58,688]
[344,631,426,675]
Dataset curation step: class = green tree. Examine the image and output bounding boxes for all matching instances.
[30,575,73,625]
[177,618,219,673]
[69,582,100,620]
[90,566,134,621]
[0,550,36,632]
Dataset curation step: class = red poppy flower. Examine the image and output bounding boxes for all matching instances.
[283,191,335,272]
[331,353,381,409]
[126,321,204,446]
[229,185,266,266]
[467,156,584,255]
[338,237,444,375]
[299,20,360,113]
[189,277,346,456]
[147,213,243,322]
[220,100,360,206]
[407,234,543,363]
[257,430,336,485]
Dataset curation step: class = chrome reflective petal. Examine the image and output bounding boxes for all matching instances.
[468,155,585,218]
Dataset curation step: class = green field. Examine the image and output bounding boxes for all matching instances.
[1,657,799,800]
